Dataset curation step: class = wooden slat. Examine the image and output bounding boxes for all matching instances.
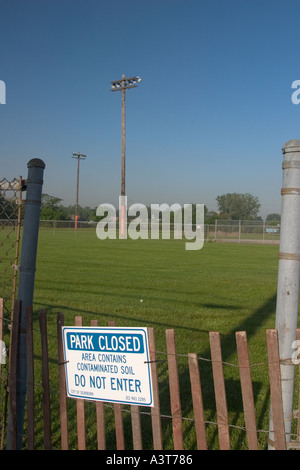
[209,331,230,450]
[0,298,3,375]
[108,320,125,450]
[39,309,52,450]
[266,329,287,450]
[166,329,184,450]
[148,327,163,450]
[188,353,207,450]
[91,319,106,450]
[57,312,69,450]
[95,398,106,450]
[26,305,34,450]
[0,298,3,341]
[235,331,258,450]
[75,316,86,450]
[129,320,143,450]
[0,298,5,449]
[114,403,125,450]
[131,405,142,450]
[8,300,20,449]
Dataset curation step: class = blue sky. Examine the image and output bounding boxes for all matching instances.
[0,0,299,218]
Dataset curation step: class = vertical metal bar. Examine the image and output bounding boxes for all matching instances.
[72,153,86,231]
[57,312,69,450]
[121,75,126,198]
[7,159,45,449]
[39,309,52,450]
[270,140,300,447]
[120,76,126,239]
[235,331,258,450]
[76,156,80,221]
[166,329,184,450]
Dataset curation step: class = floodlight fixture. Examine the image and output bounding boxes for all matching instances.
[110,75,142,92]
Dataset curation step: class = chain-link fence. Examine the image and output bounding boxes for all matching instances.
[208,219,280,243]
[0,177,23,318]
[0,176,23,448]
[37,219,281,244]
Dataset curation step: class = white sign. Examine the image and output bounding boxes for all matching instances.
[62,326,153,407]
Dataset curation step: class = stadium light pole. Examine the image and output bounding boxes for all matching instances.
[110,74,142,238]
[72,152,86,230]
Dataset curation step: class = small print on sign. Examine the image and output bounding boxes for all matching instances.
[62,326,153,407]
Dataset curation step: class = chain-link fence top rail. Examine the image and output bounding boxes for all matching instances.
[0,177,23,318]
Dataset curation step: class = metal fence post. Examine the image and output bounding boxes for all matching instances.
[269,140,300,448]
[7,158,45,449]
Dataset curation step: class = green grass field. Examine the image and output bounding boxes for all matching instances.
[1,228,291,449]
[34,229,279,335]
[26,229,283,449]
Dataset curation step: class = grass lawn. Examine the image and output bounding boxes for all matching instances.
[19,229,284,450]
[3,228,295,449]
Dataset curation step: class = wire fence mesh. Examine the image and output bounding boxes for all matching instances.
[0,176,23,449]
[0,177,23,318]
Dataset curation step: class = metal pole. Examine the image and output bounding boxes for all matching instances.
[76,156,80,218]
[121,75,126,198]
[110,74,141,239]
[120,75,126,238]
[269,140,300,448]
[7,158,45,449]
[72,153,86,231]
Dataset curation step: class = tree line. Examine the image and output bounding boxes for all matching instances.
[0,192,281,224]
[37,193,281,225]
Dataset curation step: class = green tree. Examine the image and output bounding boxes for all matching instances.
[65,204,94,221]
[40,194,69,220]
[216,193,261,220]
[266,213,281,224]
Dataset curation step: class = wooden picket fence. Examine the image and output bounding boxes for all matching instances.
[4,301,300,450]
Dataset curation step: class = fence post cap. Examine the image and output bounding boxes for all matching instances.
[282,140,300,154]
[27,158,46,169]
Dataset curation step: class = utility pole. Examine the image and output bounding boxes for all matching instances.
[110,75,142,238]
[72,153,86,230]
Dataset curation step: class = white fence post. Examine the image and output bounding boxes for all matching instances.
[269,140,300,448]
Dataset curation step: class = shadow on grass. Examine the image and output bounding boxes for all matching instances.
[159,292,276,450]
[30,292,276,450]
